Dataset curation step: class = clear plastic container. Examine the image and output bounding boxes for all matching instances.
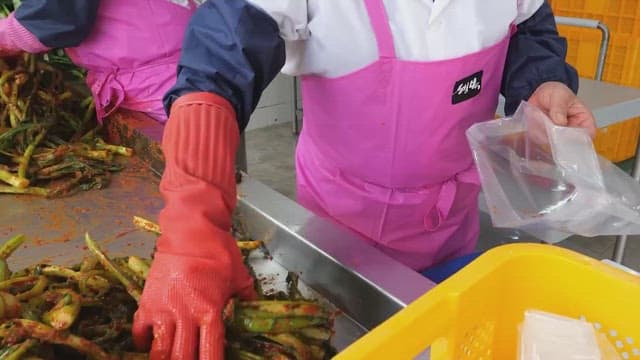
[518,310,601,360]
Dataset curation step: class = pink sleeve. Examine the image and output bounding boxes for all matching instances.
[0,13,50,53]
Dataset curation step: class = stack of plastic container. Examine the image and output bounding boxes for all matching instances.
[550,0,640,163]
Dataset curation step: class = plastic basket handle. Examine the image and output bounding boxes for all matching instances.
[601,259,640,276]
[554,16,610,81]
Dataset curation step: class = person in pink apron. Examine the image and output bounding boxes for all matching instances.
[0,0,199,122]
[131,1,597,358]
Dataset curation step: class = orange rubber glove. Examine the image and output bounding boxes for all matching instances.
[132,92,256,360]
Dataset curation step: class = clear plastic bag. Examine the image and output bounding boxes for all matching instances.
[467,101,640,243]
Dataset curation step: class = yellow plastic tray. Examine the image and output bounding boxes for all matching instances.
[336,244,640,359]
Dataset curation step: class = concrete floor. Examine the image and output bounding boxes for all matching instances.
[245,122,640,271]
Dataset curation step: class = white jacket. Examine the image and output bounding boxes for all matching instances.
[247,0,544,77]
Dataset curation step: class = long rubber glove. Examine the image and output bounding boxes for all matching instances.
[0,13,49,56]
[132,92,256,360]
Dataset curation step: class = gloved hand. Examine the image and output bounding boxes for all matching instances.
[132,92,256,359]
[0,13,49,56]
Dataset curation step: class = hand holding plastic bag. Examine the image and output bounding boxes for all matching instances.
[467,101,640,242]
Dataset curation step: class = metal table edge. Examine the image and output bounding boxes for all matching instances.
[237,173,435,309]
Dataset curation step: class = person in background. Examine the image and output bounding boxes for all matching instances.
[87,0,591,358]
[0,0,201,122]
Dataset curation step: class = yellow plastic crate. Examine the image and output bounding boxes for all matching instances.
[603,35,640,87]
[551,0,640,36]
[555,23,640,162]
[556,25,602,80]
[594,117,640,163]
[336,244,640,360]
[556,28,640,87]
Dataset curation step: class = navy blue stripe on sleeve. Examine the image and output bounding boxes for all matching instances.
[501,1,579,115]
[164,0,286,131]
[15,0,100,48]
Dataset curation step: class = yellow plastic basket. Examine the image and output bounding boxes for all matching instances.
[336,244,640,359]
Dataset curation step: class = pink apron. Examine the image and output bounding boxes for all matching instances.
[65,0,196,123]
[296,0,513,271]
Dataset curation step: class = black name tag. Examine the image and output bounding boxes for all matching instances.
[452,71,483,104]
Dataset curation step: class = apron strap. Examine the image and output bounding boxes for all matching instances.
[364,0,396,59]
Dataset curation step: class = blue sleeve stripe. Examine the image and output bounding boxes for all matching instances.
[501,1,579,115]
[15,0,100,48]
[163,0,286,131]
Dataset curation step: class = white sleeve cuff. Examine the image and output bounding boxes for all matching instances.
[247,0,309,41]
[515,0,545,25]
